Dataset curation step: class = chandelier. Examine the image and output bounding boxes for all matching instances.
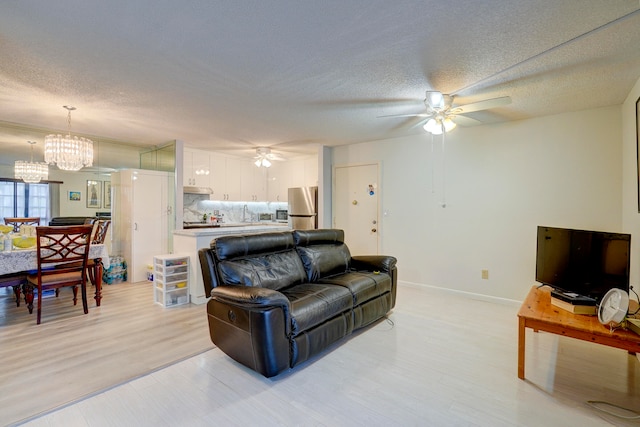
[15,141,49,183]
[44,105,94,171]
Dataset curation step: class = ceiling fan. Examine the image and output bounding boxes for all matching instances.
[381,91,512,134]
[253,147,286,168]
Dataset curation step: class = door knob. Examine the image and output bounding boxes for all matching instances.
[372,220,377,224]
[371,228,377,233]
[352,200,358,205]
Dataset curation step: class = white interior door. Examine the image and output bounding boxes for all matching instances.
[333,163,379,255]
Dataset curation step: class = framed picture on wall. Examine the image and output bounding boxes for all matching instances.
[87,180,101,209]
[104,182,112,209]
[69,191,81,201]
[637,96,640,212]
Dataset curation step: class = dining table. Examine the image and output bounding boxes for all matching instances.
[0,244,110,306]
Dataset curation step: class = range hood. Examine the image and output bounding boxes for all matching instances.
[183,186,213,195]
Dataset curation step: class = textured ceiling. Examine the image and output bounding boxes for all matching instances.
[1,0,639,168]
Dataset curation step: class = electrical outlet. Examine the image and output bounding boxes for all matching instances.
[481,269,489,280]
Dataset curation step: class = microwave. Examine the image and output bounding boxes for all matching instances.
[275,209,288,221]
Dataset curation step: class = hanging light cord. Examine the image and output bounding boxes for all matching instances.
[440,123,446,208]
[65,105,76,137]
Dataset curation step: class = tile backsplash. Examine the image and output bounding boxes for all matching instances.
[183,194,286,223]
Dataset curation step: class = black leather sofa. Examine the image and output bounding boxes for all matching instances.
[48,216,96,226]
[198,228,397,377]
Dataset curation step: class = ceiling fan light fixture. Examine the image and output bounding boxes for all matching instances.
[426,91,445,110]
[254,147,274,168]
[423,118,440,134]
[443,117,457,132]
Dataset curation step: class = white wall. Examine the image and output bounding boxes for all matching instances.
[333,105,623,301]
[48,169,111,217]
[622,76,640,287]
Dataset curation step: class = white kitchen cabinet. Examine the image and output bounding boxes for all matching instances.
[183,149,210,187]
[153,254,189,307]
[241,161,267,201]
[210,154,242,201]
[111,169,174,283]
[289,155,318,188]
[267,161,292,202]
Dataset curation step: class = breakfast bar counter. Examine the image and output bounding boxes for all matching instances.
[173,223,291,304]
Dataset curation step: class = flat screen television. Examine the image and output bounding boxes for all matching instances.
[535,226,631,303]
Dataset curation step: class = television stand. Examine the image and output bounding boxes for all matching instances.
[517,286,640,380]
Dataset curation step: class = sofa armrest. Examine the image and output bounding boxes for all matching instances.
[351,255,397,273]
[212,285,291,310]
[212,285,292,332]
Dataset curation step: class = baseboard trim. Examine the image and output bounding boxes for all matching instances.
[398,280,522,308]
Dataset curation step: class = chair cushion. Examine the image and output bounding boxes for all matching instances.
[281,283,353,335]
[27,271,83,287]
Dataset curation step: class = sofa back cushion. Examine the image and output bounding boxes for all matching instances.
[213,232,307,291]
[293,229,351,281]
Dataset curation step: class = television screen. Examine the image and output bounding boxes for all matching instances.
[535,226,631,302]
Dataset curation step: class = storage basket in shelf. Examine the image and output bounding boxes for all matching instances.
[153,254,190,307]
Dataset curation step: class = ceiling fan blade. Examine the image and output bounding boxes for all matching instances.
[409,117,431,130]
[450,115,482,127]
[378,112,432,119]
[453,96,511,114]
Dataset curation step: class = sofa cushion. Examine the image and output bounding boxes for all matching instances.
[281,283,353,335]
[213,232,307,291]
[217,251,307,291]
[320,271,391,305]
[214,232,295,259]
[296,244,351,281]
[293,229,351,281]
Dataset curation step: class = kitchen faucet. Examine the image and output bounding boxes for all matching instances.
[243,204,249,222]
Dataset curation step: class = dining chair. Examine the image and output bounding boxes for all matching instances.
[53,219,110,298]
[86,219,110,286]
[0,273,27,307]
[24,225,93,324]
[4,217,40,233]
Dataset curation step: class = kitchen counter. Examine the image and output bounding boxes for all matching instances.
[175,223,290,236]
[173,223,291,304]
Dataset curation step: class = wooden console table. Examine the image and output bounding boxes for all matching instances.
[517,285,640,380]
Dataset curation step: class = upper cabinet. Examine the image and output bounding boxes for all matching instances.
[241,162,267,201]
[183,149,318,202]
[210,155,242,201]
[267,161,292,202]
[183,149,210,187]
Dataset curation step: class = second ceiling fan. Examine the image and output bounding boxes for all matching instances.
[381,91,511,134]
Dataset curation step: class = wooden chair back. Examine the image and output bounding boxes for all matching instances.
[4,217,40,233]
[25,225,93,324]
[91,220,111,244]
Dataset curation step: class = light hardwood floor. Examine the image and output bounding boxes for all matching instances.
[13,283,640,426]
[0,281,213,426]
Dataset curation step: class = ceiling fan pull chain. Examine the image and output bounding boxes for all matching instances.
[441,126,446,208]
[430,133,435,194]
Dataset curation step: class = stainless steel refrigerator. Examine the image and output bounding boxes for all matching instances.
[288,186,318,229]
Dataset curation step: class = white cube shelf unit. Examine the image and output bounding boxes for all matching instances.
[153,254,190,307]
